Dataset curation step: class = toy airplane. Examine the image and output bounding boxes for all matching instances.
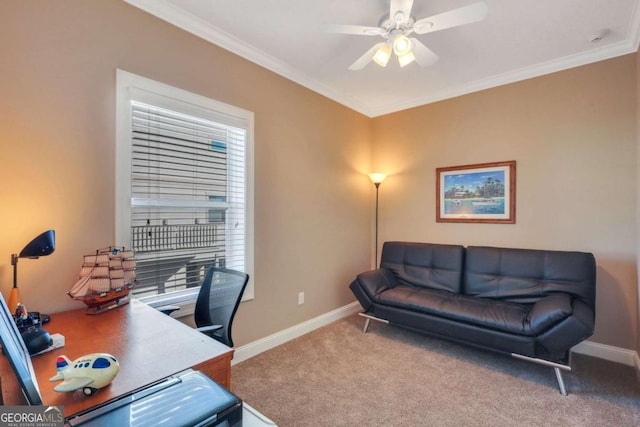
[49,353,119,396]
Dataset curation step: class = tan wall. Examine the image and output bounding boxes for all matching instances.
[0,0,372,346]
[1,1,638,352]
[372,55,638,349]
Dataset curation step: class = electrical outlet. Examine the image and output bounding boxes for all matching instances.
[298,292,304,305]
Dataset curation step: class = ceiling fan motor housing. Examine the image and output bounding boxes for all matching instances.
[379,14,415,37]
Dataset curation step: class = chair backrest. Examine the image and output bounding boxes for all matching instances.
[194,267,249,347]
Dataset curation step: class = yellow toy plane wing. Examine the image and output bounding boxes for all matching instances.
[53,377,94,392]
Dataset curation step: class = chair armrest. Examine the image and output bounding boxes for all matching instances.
[155,305,181,316]
[196,325,223,334]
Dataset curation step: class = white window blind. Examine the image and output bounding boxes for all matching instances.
[128,101,247,297]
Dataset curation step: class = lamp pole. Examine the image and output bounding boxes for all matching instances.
[374,181,381,268]
[368,173,386,269]
[9,254,21,313]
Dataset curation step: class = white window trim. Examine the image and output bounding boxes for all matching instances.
[115,69,254,303]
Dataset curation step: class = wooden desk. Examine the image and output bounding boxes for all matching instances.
[0,299,233,418]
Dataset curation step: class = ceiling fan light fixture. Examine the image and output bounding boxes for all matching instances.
[397,50,416,67]
[373,43,392,67]
[330,0,490,71]
[392,33,412,56]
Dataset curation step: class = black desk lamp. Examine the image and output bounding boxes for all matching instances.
[9,230,56,313]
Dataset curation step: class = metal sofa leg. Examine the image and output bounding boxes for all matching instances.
[363,317,370,333]
[357,312,389,333]
[554,367,567,396]
[511,353,571,395]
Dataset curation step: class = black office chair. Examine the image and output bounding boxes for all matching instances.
[193,267,249,348]
[157,267,248,348]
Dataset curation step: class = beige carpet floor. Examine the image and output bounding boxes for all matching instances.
[231,314,640,427]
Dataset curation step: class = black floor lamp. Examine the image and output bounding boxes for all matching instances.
[368,173,386,268]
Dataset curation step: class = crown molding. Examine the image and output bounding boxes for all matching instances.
[124,0,640,119]
[122,0,375,116]
[369,37,639,117]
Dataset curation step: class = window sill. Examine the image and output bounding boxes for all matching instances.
[135,288,199,319]
[135,283,252,320]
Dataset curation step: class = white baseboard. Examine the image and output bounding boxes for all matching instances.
[572,340,639,367]
[233,302,640,376]
[232,301,361,365]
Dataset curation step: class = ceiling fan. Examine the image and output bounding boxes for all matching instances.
[323,0,488,70]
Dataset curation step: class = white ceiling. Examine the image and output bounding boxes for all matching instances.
[125,0,640,117]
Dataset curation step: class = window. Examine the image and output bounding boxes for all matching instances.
[116,70,254,303]
[208,195,228,224]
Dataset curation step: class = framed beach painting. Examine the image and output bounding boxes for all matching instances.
[436,160,516,224]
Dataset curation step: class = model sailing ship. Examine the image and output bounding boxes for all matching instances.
[68,247,137,314]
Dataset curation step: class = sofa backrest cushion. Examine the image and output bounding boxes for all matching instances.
[380,241,465,293]
[463,246,596,308]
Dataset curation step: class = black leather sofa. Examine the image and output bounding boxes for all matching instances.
[349,241,596,395]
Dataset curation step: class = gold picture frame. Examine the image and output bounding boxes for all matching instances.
[436,160,516,224]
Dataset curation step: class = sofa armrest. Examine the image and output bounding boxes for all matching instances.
[349,268,398,312]
[536,298,595,357]
[528,293,572,334]
[355,268,398,298]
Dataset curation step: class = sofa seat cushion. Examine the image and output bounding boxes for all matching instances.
[375,285,572,336]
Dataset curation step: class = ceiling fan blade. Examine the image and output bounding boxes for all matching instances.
[321,23,385,36]
[390,0,414,24]
[410,38,439,67]
[348,42,385,71]
[413,1,488,35]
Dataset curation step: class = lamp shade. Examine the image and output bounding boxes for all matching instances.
[373,43,392,67]
[18,230,55,259]
[368,173,387,185]
[392,34,412,56]
[8,229,55,311]
[397,51,416,67]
